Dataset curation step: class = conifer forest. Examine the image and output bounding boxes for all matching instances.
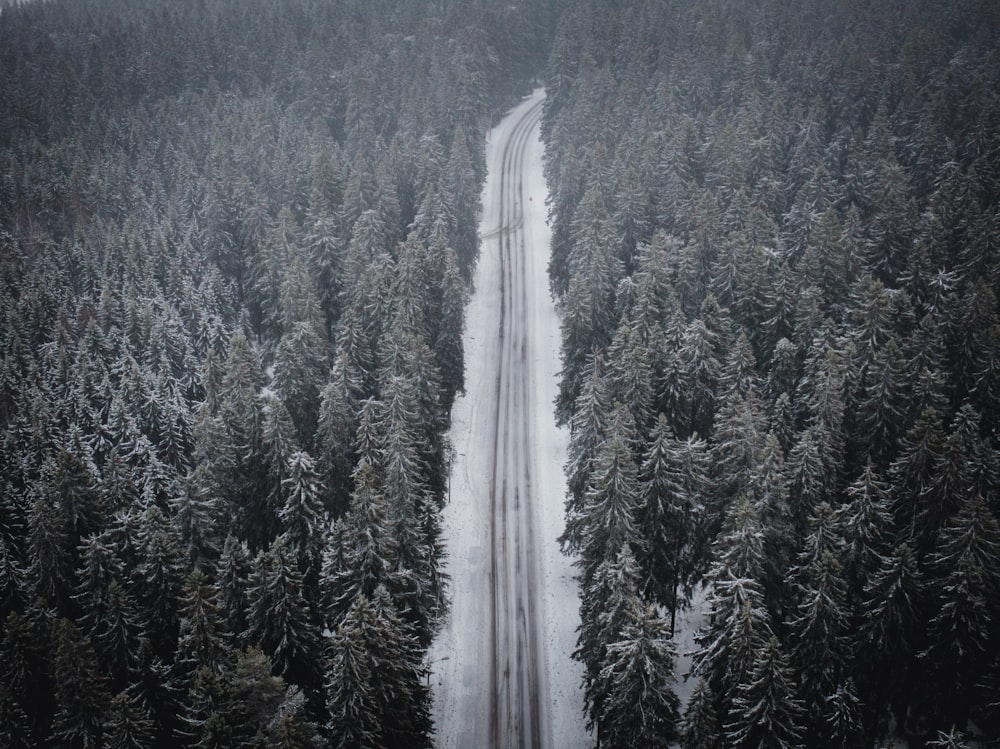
[2,0,1000,747]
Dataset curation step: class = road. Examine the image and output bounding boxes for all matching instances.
[488,94,546,749]
[429,90,588,749]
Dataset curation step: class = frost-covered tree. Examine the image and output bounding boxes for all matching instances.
[245,536,320,690]
[638,413,707,630]
[681,678,722,749]
[724,634,805,749]
[576,406,642,589]
[279,451,326,581]
[596,602,680,748]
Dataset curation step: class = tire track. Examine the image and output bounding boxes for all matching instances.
[489,97,546,749]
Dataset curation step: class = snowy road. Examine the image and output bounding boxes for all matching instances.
[429,90,590,749]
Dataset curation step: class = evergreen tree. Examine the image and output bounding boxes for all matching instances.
[325,589,431,749]
[724,634,805,749]
[103,692,155,749]
[692,573,773,726]
[26,493,73,611]
[638,413,707,630]
[681,678,722,749]
[677,318,721,438]
[789,540,854,745]
[170,468,224,567]
[49,617,111,749]
[322,460,397,627]
[605,319,655,437]
[575,545,641,729]
[561,352,609,552]
[0,611,50,743]
[324,606,380,748]
[858,541,925,731]
[133,505,185,659]
[596,602,680,748]
[279,450,326,581]
[245,536,320,691]
[273,321,328,448]
[216,534,252,648]
[0,683,33,749]
[175,569,230,690]
[922,492,1000,728]
[840,461,894,603]
[576,406,641,589]
[315,372,359,517]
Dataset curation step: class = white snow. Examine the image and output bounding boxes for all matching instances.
[428,89,591,749]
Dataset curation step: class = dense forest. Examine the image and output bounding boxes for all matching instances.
[0,0,554,746]
[4,0,1000,747]
[543,0,1000,747]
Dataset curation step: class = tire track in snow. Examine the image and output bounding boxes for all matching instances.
[489,97,546,749]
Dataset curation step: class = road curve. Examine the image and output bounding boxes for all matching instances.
[488,97,546,749]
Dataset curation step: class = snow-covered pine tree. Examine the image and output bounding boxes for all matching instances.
[596,601,680,748]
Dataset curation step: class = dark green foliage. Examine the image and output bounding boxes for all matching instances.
[681,679,721,749]
[545,0,1000,742]
[50,617,111,748]
[724,635,805,749]
[0,0,551,742]
[103,691,156,749]
[245,536,320,690]
[325,589,431,749]
[181,648,320,749]
[596,602,680,748]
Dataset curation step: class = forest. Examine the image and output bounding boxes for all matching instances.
[2,0,1000,747]
[543,0,1000,747]
[0,0,553,746]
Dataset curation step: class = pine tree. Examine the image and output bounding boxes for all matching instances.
[577,406,641,589]
[0,683,33,749]
[170,467,225,566]
[324,602,380,748]
[258,395,301,548]
[840,461,893,603]
[596,601,680,748]
[279,450,326,581]
[315,372,359,517]
[322,460,397,627]
[325,588,431,748]
[858,541,925,729]
[789,541,853,745]
[216,534,252,647]
[922,492,1000,727]
[265,686,323,749]
[432,241,466,411]
[273,321,328,448]
[27,493,73,611]
[605,319,655,437]
[245,536,320,691]
[575,545,641,729]
[1,611,49,743]
[49,617,111,749]
[724,634,805,749]
[749,434,795,617]
[561,352,609,552]
[182,647,313,749]
[103,691,155,749]
[638,413,707,630]
[681,678,722,749]
[677,317,721,438]
[175,569,229,689]
[44,447,106,545]
[366,586,432,748]
[133,505,185,659]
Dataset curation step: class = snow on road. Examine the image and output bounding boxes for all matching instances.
[428,89,591,749]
